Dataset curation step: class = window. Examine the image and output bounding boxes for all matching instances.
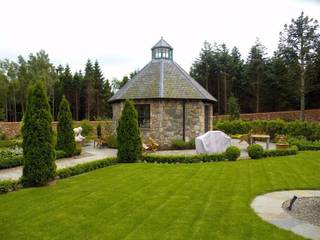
[135,104,150,128]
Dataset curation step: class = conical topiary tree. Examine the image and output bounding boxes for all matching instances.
[116,99,142,163]
[22,81,56,186]
[56,96,76,157]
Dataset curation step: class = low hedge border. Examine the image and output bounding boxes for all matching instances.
[141,153,226,163]
[288,138,320,151]
[263,147,298,158]
[57,157,117,179]
[0,180,21,194]
[0,149,82,170]
[0,140,21,148]
[0,157,118,194]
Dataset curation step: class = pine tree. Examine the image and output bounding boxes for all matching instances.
[245,40,267,113]
[116,100,142,163]
[279,11,320,120]
[56,96,76,157]
[82,60,94,119]
[104,78,113,118]
[93,60,105,119]
[22,81,56,186]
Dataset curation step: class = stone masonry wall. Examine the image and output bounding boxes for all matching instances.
[111,99,212,149]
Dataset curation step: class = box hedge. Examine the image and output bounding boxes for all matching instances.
[141,153,226,163]
[57,157,117,179]
[214,119,320,140]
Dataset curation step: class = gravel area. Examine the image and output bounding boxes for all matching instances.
[283,197,320,227]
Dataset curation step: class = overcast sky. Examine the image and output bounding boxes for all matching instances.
[1,0,320,80]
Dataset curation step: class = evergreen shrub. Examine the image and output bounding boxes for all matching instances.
[116,100,142,163]
[21,81,56,186]
[97,124,102,139]
[247,144,264,159]
[56,96,76,157]
[225,146,241,161]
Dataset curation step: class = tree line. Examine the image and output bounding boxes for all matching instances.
[0,52,115,121]
[190,12,320,119]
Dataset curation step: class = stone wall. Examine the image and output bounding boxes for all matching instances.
[112,99,213,149]
[214,109,320,121]
[0,121,112,139]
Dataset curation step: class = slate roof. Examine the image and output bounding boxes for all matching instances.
[108,59,217,103]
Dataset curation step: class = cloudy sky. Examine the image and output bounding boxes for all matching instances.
[1,0,320,80]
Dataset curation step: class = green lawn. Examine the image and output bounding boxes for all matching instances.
[1,152,320,239]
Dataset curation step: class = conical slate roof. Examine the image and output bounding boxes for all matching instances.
[151,37,173,50]
[108,39,216,103]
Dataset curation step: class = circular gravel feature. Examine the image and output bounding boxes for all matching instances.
[283,197,320,227]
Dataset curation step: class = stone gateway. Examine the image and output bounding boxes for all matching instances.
[108,38,217,148]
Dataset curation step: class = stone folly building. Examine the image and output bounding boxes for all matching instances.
[108,38,216,148]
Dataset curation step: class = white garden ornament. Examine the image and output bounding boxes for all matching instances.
[73,127,85,142]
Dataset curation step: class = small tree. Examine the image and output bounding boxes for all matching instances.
[116,99,142,163]
[22,81,56,186]
[56,96,76,157]
[228,95,240,120]
[96,124,102,139]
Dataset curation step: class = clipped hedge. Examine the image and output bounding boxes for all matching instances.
[214,119,320,140]
[142,153,225,163]
[0,180,20,194]
[263,146,298,157]
[0,153,24,169]
[57,157,117,179]
[288,137,320,151]
[0,157,118,194]
[0,140,21,148]
[0,149,81,170]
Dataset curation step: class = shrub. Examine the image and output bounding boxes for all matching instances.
[97,124,102,139]
[57,157,117,179]
[0,139,21,148]
[141,153,225,163]
[56,96,76,157]
[171,139,195,150]
[0,150,24,169]
[107,135,117,148]
[215,120,251,135]
[225,146,241,161]
[288,137,320,151]
[0,180,20,194]
[263,146,298,157]
[80,120,93,136]
[247,144,264,159]
[21,81,56,186]
[117,100,142,163]
[0,130,7,140]
[228,96,240,120]
[214,119,320,140]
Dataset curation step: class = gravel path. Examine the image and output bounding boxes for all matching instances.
[283,197,320,227]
